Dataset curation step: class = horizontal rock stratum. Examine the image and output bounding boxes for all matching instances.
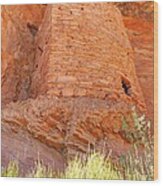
[1,3,151,174]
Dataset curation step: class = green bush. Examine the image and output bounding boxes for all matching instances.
[2,160,19,177]
[28,161,54,178]
[61,152,122,179]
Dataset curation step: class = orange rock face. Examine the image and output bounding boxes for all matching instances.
[116,2,154,123]
[1,5,46,105]
[1,2,153,174]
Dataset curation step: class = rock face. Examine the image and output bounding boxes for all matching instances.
[1,3,150,174]
[2,122,65,176]
[115,2,154,123]
[1,5,47,105]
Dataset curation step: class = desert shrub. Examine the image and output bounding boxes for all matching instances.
[119,143,153,180]
[121,109,152,144]
[2,160,19,177]
[61,152,122,180]
[2,153,121,179]
[119,108,154,180]
[28,160,54,178]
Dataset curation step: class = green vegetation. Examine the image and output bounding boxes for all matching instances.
[2,153,121,180]
[28,160,54,178]
[61,152,121,179]
[119,107,154,180]
[2,109,154,180]
[2,160,19,177]
[119,143,153,180]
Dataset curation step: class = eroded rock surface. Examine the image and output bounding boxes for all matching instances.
[116,2,154,123]
[2,122,65,176]
[2,95,138,160]
[1,5,46,105]
[1,3,151,174]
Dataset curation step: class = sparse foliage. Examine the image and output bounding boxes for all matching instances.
[2,160,19,177]
[61,152,121,179]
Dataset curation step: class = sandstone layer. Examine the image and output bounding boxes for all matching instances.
[1,3,152,174]
[1,5,47,105]
[116,2,154,123]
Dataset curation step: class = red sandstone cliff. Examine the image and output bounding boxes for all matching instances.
[1,5,47,105]
[1,2,153,174]
[115,1,154,123]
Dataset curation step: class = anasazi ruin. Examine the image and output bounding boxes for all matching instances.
[2,3,153,174]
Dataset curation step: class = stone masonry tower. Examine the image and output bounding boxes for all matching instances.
[2,3,147,168]
[29,3,145,113]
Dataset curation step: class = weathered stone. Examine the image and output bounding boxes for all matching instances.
[2,122,65,176]
[62,87,74,97]
[56,76,77,83]
[1,2,153,175]
[29,3,145,112]
[1,5,47,105]
[119,3,154,123]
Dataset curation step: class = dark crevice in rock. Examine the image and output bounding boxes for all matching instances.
[27,22,38,37]
[121,79,131,96]
[38,46,43,55]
